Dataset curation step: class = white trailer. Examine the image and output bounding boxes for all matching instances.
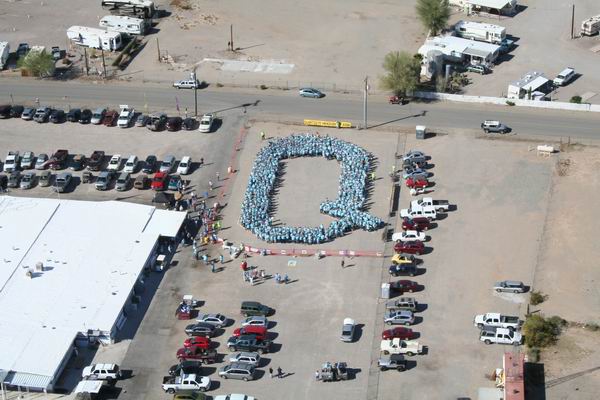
[581,15,600,36]
[0,42,9,70]
[101,0,155,19]
[100,15,149,35]
[67,26,123,51]
[454,20,506,44]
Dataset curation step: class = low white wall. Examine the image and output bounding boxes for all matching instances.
[413,91,600,113]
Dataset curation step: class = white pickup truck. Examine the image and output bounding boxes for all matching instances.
[380,339,423,356]
[474,313,522,330]
[162,373,211,394]
[400,206,437,220]
[411,197,450,212]
[480,327,522,345]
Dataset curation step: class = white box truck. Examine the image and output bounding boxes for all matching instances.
[99,15,149,35]
[67,26,123,51]
[581,15,600,36]
[454,20,506,44]
[0,42,10,70]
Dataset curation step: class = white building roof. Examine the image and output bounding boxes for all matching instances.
[509,71,548,89]
[419,35,500,59]
[0,197,185,390]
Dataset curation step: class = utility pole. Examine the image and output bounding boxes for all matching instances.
[571,4,575,39]
[230,24,234,51]
[192,68,198,117]
[101,49,107,78]
[83,47,89,75]
[363,76,369,130]
[156,37,161,61]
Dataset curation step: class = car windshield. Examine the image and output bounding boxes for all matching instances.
[97,177,106,183]
[180,162,188,167]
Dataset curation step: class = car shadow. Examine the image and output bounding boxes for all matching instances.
[212,328,225,338]
[210,118,223,132]
[202,366,217,376]
[415,303,428,313]
[415,267,426,276]
[258,357,271,368]
[269,342,283,353]
[413,316,424,325]
[254,369,266,380]
[346,367,361,380]
[266,332,279,341]
[405,360,418,371]
[423,163,435,170]
[353,324,365,342]
[421,247,433,255]
[209,380,221,390]
[267,321,278,329]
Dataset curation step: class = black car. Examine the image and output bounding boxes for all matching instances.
[168,360,202,377]
[87,150,105,171]
[166,117,183,131]
[16,43,29,58]
[388,263,417,277]
[182,117,196,130]
[79,109,92,124]
[49,109,65,123]
[9,105,24,118]
[185,322,216,337]
[67,108,81,122]
[227,335,271,354]
[0,174,7,191]
[142,155,157,173]
[0,105,11,119]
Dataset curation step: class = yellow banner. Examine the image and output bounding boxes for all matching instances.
[304,119,352,128]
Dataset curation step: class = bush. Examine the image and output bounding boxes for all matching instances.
[527,346,540,363]
[585,322,600,331]
[506,100,515,106]
[570,95,582,104]
[530,290,547,305]
[523,314,564,348]
[216,83,224,87]
[17,50,55,77]
[259,84,268,90]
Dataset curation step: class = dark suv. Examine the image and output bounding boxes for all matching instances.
[388,263,417,277]
[67,108,81,122]
[240,301,271,317]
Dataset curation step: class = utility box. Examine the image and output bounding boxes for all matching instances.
[381,283,391,299]
[416,125,426,140]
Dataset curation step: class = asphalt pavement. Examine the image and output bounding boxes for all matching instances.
[1,78,600,139]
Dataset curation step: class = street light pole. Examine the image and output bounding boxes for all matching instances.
[191,68,198,117]
[363,76,369,129]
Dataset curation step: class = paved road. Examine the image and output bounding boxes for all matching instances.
[1,78,599,139]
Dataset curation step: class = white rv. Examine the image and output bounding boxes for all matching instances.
[581,15,600,36]
[0,42,9,70]
[454,20,506,44]
[67,26,123,51]
[100,15,149,35]
[101,0,155,19]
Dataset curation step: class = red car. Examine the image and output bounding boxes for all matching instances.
[103,110,118,126]
[390,280,419,293]
[233,325,268,340]
[151,172,168,191]
[389,95,406,105]
[176,345,217,362]
[402,217,430,231]
[406,177,428,189]
[183,336,211,349]
[382,327,415,340]
[394,240,424,255]
[48,149,69,170]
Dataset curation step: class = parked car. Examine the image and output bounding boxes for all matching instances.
[35,153,49,170]
[49,109,65,123]
[33,107,52,123]
[241,315,268,327]
[377,354,407,371]
[53,172,72,193]
[136,114,150,127]
[173,79,200,89]
[388,263,417,277]
[168,360,203,377]
[228,352,260,367]
[185,322,216,338]
[389,280,419,293]
[151,172,168,191]
[384,310,415,326]
[82,364,122,382]
[182,117,196,130]
[103,110,118,126]
[183,336,211,349]
[159,156,176,173]
[115,172,131,191]
[168,175,181,191]
[227,335,271,354]
[385,297,418,312]
[67,108,81,122]
[394,241,424,255]
[20,151,35,169]
[240,301,271,317]
[51,46,61,60]
[7,171,21,188]
[391,253,416,265]
[198,113,214,133]
[466,64,489,74]
[177,156,192,175]
[0,105,13,118]
[167,116,183,131]
[474,313,522,330]
[9,105,24,118]
[299,87,324,98]
[117,105,135,128]
[382,327,415,340]
[162,373,210,394]
[79,109,92,123]
[392,230,426,242]
[380,338,423,356]
[21,107,35,120]
[3,151,19,173]
[481,120,510,134]
[400,206,436,221]
[402,150,426,162]
[402,167,427,180]
[218,363,256,381]
[401,217,430,231]
[107,154,122,171]
[340,317,356,342]
[232,326,268,341]
[214,395,255,400]
[70,154,86,170]
[134,174,149,189]
[176,346,217,363]
[493,280,526,293]
[143,155,157,173]
[553,67,576,86]
[87,150,105,171]
[196,313,228,328]
[480,326,522,345]
[48,149,69,170]
[95,171,114,191]
[16,43,30,58]
[123,155,138,173]
[147,112,168,131]
[39,170,51,187]
[0,174,6,191]
[91,108,106,124]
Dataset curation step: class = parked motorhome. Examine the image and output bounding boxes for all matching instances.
[101,0,155,19]
[99,15,149,35]
[454,20,506,44]
[67,26,123,51]
[0,42,9,70]
[581,15,600,36]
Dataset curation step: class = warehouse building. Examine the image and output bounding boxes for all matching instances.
[0,197,185,392]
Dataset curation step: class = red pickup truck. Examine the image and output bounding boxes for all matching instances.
[48,149,69,170]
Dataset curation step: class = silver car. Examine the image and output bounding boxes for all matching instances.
[115,172,130,191]
[241,316,268,328]
[91,108,106,125]
[384,310,415,326]
[35,153,49,170]
[218,362,255,381]
[20,171,36,189]
[53,172,72,193]
[159,155,175,173]
[340,317,356,342]
[228,352,260,367]
[196,313,227,328]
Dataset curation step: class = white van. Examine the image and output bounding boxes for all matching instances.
[553,67,575,86]
[177,156,192,175]
[123,155,138,173]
